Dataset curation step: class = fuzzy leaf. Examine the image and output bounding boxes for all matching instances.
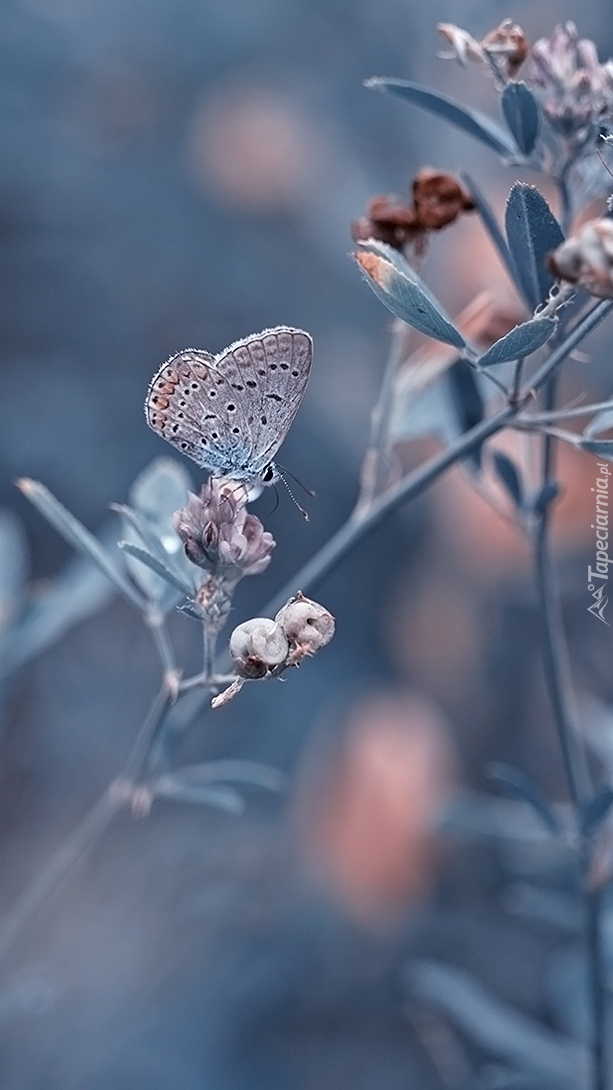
[366,77,515,156]
[0,521,116,678]
[487,762,559,834]
[355,248,465,347]
[581,785,613,835]
[501,82,540,156]
[505,184,564,311]
[117,542,193,597]
[479,317,558,367]
[118,458,193,605]
[18,480,145,611]
[492,453,524,508]
[447,359,484,468]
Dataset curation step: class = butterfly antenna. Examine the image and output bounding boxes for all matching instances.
[276,463,316,498]
[269,484,280,515]
[278,472,310,521]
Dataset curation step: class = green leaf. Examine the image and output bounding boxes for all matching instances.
[152,777,245,814]
[118,458,193,605]
[505,184,564,311]
[479,317,558,367]
[579,439,613,459]
[492,451,524,508]
[18,480,145,611]
[406,961,585,1083]
[366,77,516,156]
[117,542,193,597]
[501,82,540,156]
[355,244,465,347]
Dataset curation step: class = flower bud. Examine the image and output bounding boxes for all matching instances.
[548,219,613,299]
[229,617,289,678]
[172,479,275,579]
[481,20,528,78]
[437,23,483,67]
[275,592,336,656]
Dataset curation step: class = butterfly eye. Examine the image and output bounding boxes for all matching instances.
[262,465,275,483]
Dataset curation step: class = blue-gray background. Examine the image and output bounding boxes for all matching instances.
[1,1,612,1086]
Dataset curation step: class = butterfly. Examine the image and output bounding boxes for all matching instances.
[145,326,313,486]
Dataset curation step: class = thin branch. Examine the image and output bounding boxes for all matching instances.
[516,399,613,425]
[355,319,408,514]
[586,882,607,1090]
[146,608,177,679]
[0,685,174,965]
[0,788,121,965]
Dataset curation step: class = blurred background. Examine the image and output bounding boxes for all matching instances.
[1,0,613,1086]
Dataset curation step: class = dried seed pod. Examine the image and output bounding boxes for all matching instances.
[275,592,336,656]
[548,219,613,298]
[229,617,289,678]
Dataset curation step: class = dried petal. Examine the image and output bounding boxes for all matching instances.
[173,478,275,580]
[412,168,474,230]
[481,20,528,77]
[436,23,483,67]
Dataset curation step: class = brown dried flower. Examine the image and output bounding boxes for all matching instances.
[481,20,529,78]
[351,195,419,251]
[436,23,483,67]
[437,19,528,79]
[547,218,613,298]
[351,170,473,253]
[411,168,474,230]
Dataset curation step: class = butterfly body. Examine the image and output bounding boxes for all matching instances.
[145,326,313,484]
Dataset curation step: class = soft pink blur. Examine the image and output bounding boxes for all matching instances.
[295,693,455,927]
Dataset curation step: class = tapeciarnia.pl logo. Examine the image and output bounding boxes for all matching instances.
[587,462,611,625]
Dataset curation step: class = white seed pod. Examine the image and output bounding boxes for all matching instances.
[229,617,289,677]
[275,592,336,653]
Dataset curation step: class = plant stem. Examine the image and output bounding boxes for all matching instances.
[534,445,590,808]
[146,608,177,679]
[355,319,408,514]
[166,300,613,735]
[586,880,607,1090]
[265,301,611,614]
[533,350,606,1088]
[0,684,173,966]
[202,627,216,685]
